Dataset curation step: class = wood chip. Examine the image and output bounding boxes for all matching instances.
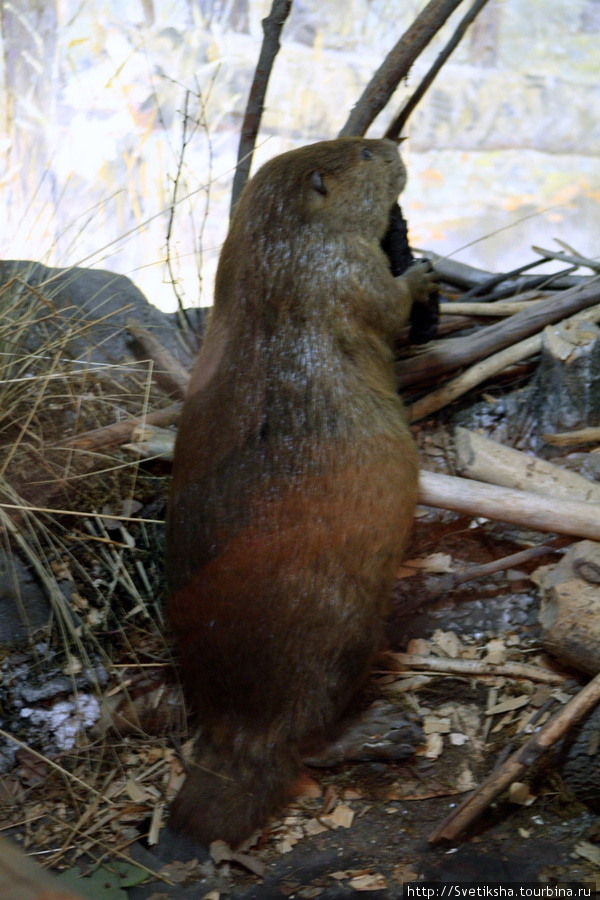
[484,639,507,665]
[304,818,328,836]
[125,778,148,803]
[421,732,444,758]
[321,804,355,829]
[349,872,388,891]
[423,716,451,735]
[508,782,536,806]
[486,694,531,715]
[574,841,600,867]
[231,851,267,876]
[209,840,232,865]
[432,630,462,658]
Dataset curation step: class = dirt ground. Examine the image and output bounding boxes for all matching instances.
[119,512,600,899]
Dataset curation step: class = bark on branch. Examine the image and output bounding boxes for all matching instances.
[339,0,465,137]
[229,0,293,216]
[397,280,600,390]
[386,0,491,139]
[418,470,600,541]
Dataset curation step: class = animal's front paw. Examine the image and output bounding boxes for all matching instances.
[402,258,439,344]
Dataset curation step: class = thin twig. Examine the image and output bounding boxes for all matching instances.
[470,265,579,302]
[52,401,183,452]
[440,298,549,316]
[431,539,567,594]
[458,258,548,300]
[166,90,192,314]
[543,427,600,447]
[381,652,565,685]
[425,251,587,292]
[532,245,600,273]
[386,0,491,139]
[229,0,292,216]
[407,332,541,422]
[339,0,464,137]
[0,728,110,801]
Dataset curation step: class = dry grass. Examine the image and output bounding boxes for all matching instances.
[0,275,185,879]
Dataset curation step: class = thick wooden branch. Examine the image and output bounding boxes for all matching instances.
[426,251,588,293]
[229,0,292,215]
[407,332,541,422]
[543,427,600,447]
[398,280,600,389]
[418,470,600,541]
[407,300,600,420]
[339,0,465,137]
[386,0,491,139]
[54,402,183,453]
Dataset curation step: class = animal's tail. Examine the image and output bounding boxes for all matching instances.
[168,735,298,848]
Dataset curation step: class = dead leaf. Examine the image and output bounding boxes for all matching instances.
[392,865,419,885]
[210,840,233,865]
[349,872,388,891]
[15,748,49,786]
[157,859,199,883]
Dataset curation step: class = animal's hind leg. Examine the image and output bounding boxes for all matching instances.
[303,699,423,767]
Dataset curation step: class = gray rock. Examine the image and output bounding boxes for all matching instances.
[0,259,205,369]
[0,550,51,645]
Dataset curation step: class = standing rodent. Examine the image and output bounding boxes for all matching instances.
[166,137,437,848]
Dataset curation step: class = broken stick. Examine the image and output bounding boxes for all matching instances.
[429,670,600,843]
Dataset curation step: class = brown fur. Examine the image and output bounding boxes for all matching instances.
[166,137,435,847]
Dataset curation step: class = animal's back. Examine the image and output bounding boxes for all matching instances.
[166,137,430,847]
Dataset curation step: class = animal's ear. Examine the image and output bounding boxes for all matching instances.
[309,170,327,196]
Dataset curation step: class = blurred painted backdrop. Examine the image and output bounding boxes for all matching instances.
[1,0,599,311]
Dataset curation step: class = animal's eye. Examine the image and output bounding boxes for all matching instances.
[310,170,327,196]
[360,147,372,160]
